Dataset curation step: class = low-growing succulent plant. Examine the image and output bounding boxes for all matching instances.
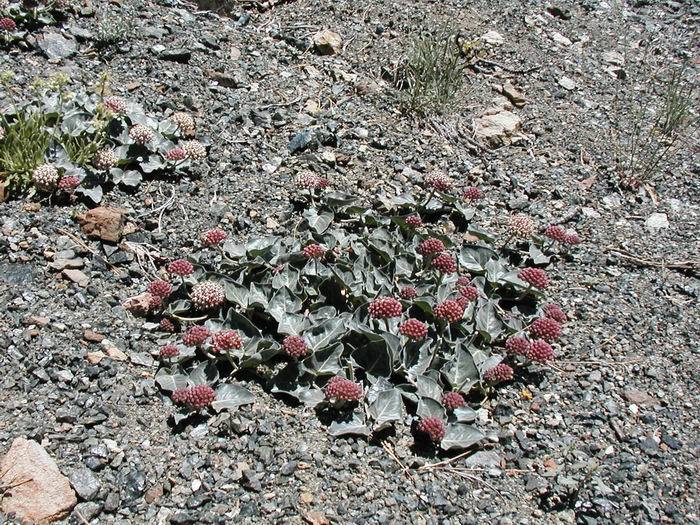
[170,112,196,136]
[459,285,479,302]
[544,303,567,324]
[129,124,153,145]
[424,171,452,192]
[399,286,418,299]
[0,0,68,47]
[0,76,207,202]
[434,299,464,323]
[103,96,127,114]
[160,318,176,333]
[544,224,567,242]
[0,17,16,31]
[31,164,59,192]
[455,275,471,287]
[146,184,577,450]
[509,214,535,239]
[182,140,207,160]
[519,267,550,290]
[57,175,80,191]
[165,147,187,162]
[431,252,457,274]
[93,148,119,170]
[505,336,530,356]
[405,214,423,227]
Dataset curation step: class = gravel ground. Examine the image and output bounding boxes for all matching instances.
[1,0,699,524]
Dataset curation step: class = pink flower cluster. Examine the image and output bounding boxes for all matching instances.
[369,297,402,319]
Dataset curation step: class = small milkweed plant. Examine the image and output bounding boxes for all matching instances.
[0,73,207,202]
[0,0,70,47]
[138,171,581,451]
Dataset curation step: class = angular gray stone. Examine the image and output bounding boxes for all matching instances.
[38,32,77,60]
[158,48,192,63]
[69,468,101,500]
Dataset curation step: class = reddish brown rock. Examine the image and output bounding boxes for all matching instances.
[0,438,77,524]
[121,292,154,316]
[77,207,126,243]
[623,388,656,406]
[83,330,105,343]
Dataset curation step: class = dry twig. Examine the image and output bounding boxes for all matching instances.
[382,442,416,483]
[607,248,700,273]
[418,449,474,471]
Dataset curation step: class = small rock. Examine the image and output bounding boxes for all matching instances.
[474,110,523,148]
[639,437,659,454]
[602,51,624,66]
[158,48,192,63]
[171,511,196,524]
[313,30,342,55]
[102,340,128,361]
[86,351,106,364]
[73,501,102,521]
[288,130,317,153]
[208,70,243,88]
[661,433,682,450]
[280,461,298,476]
[462,451,502,468]
[49,258,84,271]
[104,492,120,513]
[122,292,154,316]
[0,438,77,523]
[69,468,101,501]
[481,30,505,45]
[303,510,330,525]
[38,32,77,60]
[83,330,105,343]
[559,76,576,90]
[547,5,572,20]
[501,82,527,107]
[77,207,126,242]
[144,483,163,504]
[551,32,572,46]
[623,388,655,406]
[645,213,669,232]
[63,269,89,287]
